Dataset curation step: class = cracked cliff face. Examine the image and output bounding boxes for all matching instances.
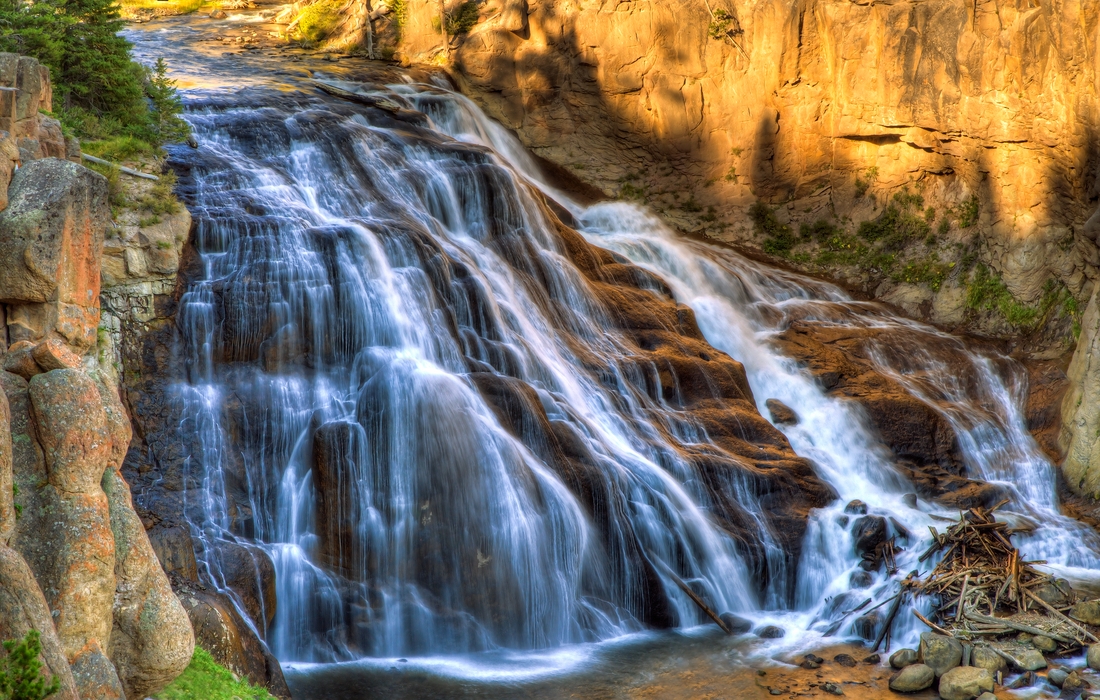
[384,0,1100,348]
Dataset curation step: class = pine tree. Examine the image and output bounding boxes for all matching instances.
[0,631,60,700]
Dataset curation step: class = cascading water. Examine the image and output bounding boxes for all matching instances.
[125,18,1100,684]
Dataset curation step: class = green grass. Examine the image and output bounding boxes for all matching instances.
[956,194,980,228]
[82,136,156,163]
[155,647,274,700]
[750,201,795,256]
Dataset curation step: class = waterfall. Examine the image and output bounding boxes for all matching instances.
[123,22,1099,667]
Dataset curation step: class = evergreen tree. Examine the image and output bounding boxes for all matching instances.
[0,630,60,700]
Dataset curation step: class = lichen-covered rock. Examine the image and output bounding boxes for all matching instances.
[970,645,1007,676]
[889,663,935,692]
[0,379,13,544]
[29,369,111,493]
[0,158,106,350]
[16,369,120,698]
[0,545,79,700]
[919,632,963,677]
[937,666,993,700]
[103,467,194,698]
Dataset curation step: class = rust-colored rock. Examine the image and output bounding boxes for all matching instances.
[2,340,41,380]
[0,545,79,700]
[31,337,83,372]
[0,158,106,351]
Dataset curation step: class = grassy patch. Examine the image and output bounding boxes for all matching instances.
[155,647,274,700]
[956,194,980,228]
[119,0,206,13]
[82,136,156,163]
[857,188,932,253]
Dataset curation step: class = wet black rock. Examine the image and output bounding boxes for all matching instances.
[719,612,752,634]
[758,625,786,639]
[844,499,868,515]
[834,653,856,668]
[852,611,880,640]
[849,571,872,588]
[862,653,880,665]
[852,515,887,556]
[765,398,799,425]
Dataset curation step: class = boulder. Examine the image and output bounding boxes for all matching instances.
[765,398,798,425]
[15,369,120,699]
[1087,642,1100,670]
[718,612,752,634]
[0,545,79,700]
[31,337,82,372]
[1072,600,1100,626]
[937,666,993,700]
[1031,634,1057,652]
[103,467,194,698]
[890,647,919,669]
[975,694,996,700]
[889,663,934,692]
[758,625,786,638]
[844,499,868,515]
[28,369,111,493]
[0,158,107,350]
[1010,648,1046,671]
[1048,667,1069,687]
[919,632,963,677]
[2,341,40,380]
[0,380,13,543]
[173,579,291,698]
[852,515,887,556]
[970,645,1007,676]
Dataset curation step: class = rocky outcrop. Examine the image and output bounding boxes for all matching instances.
[0,53,77,208]
[380,0,1100,347]
[0,142,194,694]
[1061,288,1100,495]
[0,159,105,351]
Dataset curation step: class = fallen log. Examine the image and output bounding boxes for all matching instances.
[82,153,159,181]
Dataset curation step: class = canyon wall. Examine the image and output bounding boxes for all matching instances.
[0,54,194,699]
[375,0,1100,351]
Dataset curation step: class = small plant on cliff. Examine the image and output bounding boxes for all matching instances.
[853,166,878,198]
[750,201,795,256]
[157,646,274,700]
[857,187,931,252]
[446,1,480,34]
[956,194,981,228]
[965,264,1037,328]
[707,9,738,40]
[0,630,60,700]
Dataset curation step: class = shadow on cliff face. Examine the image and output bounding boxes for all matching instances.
[749,108,797,202]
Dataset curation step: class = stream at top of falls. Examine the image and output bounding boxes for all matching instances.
[125,16,1099,697]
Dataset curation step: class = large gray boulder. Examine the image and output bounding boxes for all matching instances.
[889,663,934,692]
[919,632,963,677]
[937,666,993,700]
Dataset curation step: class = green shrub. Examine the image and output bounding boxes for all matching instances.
[156,647,274,700]
[750,201,795,256]
[446,1,479,34]
[82,136,156,163]
[965,264,1037,327]
[857,189,931,253]
[0,630,60,700]
[297,0,342,42]
[707,9,736,40]
[799,219,840,241]
[957,194,980,228]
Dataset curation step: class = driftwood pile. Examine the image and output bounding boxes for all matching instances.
[910,501,1098,649]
